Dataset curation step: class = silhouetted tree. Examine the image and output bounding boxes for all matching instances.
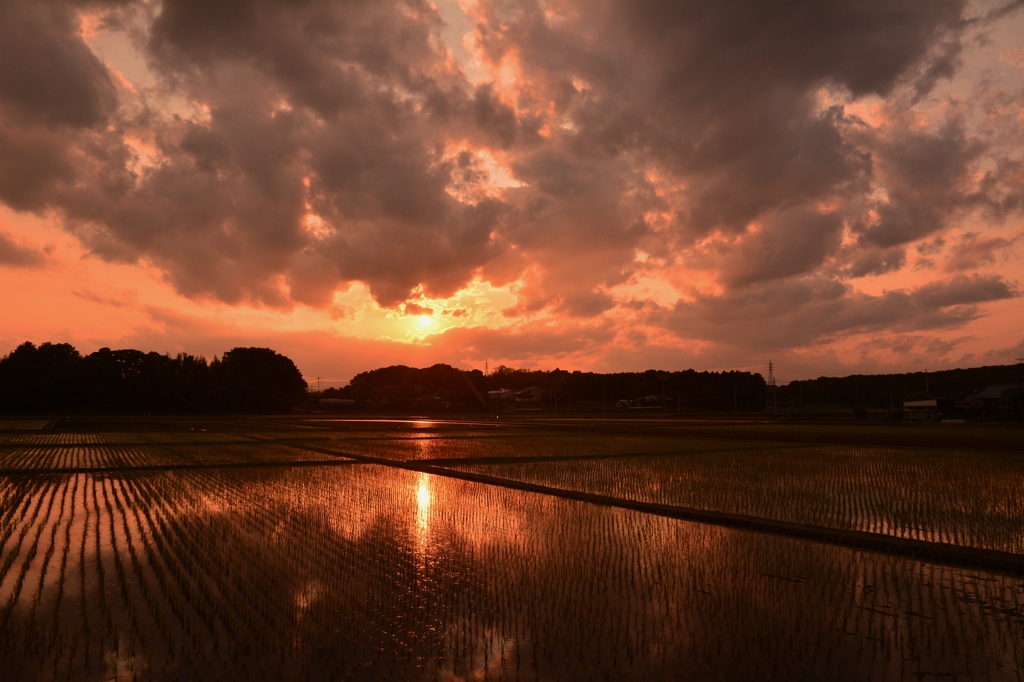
[0,342,82,412]
[0,342,307,414]
[215,347,308,412]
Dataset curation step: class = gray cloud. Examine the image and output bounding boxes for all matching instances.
[403,302,434,316]
[719,208,844,288]
[0,0,1021,356]
[0,0,513,308]
[0,231,47,268]
[0,2,115,129]
[654,274,1017,350]
[855,115,985,248]
[466,0,1002,302]
[944,231,1016,271]
[556,289,615,318]
[0,0,116,214]
[843,247,907,278]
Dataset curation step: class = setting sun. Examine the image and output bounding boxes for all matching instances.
[418,315,432,327]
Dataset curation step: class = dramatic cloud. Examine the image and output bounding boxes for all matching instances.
[657,274,1017,350]
[944,231,1018,270]
[0,0,1021,377]
[0,231,47,268]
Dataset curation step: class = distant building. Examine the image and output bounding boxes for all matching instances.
[903,398,955,422]
[960,385,1017,408]
[513,386,546,405]
[487,387,547,412]
[957,385,1020,419]
[487,388,516,412]
[319,398,356,412]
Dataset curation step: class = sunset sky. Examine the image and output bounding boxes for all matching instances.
[1,0,1023,386]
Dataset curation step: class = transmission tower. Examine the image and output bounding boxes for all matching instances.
[768,360,777,414]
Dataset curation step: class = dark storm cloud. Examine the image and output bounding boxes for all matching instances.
[466,0,1000,309]
[719,208,844,288]
[556,289,615,318]
[137,0,508,306]
[0,232,47,268]
[0,0,513,307]
[471,0,964,236]
[944,231,1016,271]
[843,247,907,279]
[855,115,985,248]
[0,2,115,128]
[655,274,1017,350]
[609,1,966,97]
[0,0,1019,349]
[0,1,115,213]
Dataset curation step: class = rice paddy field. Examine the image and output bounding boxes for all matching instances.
[1,417,1023,680]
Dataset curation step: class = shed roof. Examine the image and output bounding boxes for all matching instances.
[965,385,1019,401]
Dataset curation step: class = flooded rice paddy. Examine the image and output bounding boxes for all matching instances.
[1,419,1022,680]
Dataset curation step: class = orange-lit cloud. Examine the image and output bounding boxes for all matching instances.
[1,0,1023,384]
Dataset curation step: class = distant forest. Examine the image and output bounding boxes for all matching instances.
[329,364,768,412]
[311,361,1024,415]
[3,341,1022,415]
[0,342,307,414]
[776,363,1024,409]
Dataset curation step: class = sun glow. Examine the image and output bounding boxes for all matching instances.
[417,479,431,510]
[415,474,432,545]
[418,314,433,327]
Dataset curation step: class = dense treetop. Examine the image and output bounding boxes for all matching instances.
[0,342,306,414]
[341,363,767,412]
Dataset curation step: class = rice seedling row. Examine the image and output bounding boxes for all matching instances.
[1,462,1022,680]
[0,442,342,473]
[452,444,1024,554]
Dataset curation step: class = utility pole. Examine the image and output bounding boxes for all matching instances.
[925,368,929,396]
[734,384,737,413]
[317,376,320,393]
[768,361,777,414]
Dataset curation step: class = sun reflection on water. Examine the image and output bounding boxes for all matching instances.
[415,473,431,539]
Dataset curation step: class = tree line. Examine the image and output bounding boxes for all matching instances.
[327,363,768,412]
[776,363,1024,409]
[0,342,308,414]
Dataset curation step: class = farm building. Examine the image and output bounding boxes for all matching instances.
[903,398,955,422]
[957,385,1022,420]
[513,386,546,404]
